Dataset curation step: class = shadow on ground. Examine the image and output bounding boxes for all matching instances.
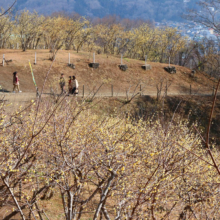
[0,89,10,93]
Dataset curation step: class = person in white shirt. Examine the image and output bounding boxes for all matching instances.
[71,76,79,95]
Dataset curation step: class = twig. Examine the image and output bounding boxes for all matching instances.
[42,210,50,220]
[0,0,16,17]
[205,78,220,175]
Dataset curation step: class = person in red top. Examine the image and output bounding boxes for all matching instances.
[13,72,22,93]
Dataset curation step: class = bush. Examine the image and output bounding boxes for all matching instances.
[0,97,220,219]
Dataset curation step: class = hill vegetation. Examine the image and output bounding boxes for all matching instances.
[1,88,220,219]
[0,10,186,61]
[1,9,219,79]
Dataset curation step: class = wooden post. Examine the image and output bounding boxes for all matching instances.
[140,84,142,96]
[111,85,113,97]
[68,53,70,65]
[121,54,123,65]
[145,55,147,66]
[17,43,19,49]
[93,52,95,63]
[190,84,192,95]
[34,52,37,65]
[2,54,5,67]
[83,85,85,98]
[169,57,170,67]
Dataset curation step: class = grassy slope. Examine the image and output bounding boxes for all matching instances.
[0,49,216,96]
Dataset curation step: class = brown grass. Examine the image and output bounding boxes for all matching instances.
[0,49,216,97]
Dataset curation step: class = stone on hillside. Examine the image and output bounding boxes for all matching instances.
[191,70,196,76]
[68,63,75,69]
[164,66,176,74]
[119,64,128,71]
[190,70,197,80]
[89,63,99,69]
[142,64,152,70]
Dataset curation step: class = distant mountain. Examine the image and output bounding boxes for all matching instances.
[2,0,199,22]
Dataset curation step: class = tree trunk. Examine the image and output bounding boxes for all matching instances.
[68,191,74,220]
[93,171,115,220]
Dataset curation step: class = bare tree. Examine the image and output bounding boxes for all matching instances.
[0,0,16,17]
[185,0,220,34]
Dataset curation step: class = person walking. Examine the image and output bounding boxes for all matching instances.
[71,76,79,96]
[68,76,72,94]
[13,72,22,93]
[59,73,66,94]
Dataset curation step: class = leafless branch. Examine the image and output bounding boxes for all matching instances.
[0,0,16,17]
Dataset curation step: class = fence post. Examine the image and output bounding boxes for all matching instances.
[34,52,37,65]
[190,84,192,95]
[2,54,5,67]
[140,84,142,96]
[68,53,70,65]
[111,85,113,97]
[93,52,95,63]
[83,85,85,98]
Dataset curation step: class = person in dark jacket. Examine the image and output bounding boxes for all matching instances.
[68,76,72,94]
[12,72,22,93]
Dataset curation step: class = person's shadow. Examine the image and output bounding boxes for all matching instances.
[0,89,10,93]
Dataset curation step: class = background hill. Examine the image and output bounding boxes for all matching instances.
[2,0,199,22]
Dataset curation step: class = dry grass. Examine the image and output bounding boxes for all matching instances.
[0,49,216,97]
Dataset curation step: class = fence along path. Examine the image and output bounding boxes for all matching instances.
[76,83,216,97]
[0,83,217,105]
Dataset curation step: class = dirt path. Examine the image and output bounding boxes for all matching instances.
[0,89,215,105]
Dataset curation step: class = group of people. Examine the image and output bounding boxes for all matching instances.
[59,73,79,95]
[11,72,79,95]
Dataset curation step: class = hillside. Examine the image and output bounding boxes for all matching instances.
[0,49,216,97]
[2,0,199,22]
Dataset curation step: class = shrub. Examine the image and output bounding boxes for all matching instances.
[0,97,219,219]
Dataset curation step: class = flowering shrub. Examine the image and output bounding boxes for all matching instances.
[0,97,219,220]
